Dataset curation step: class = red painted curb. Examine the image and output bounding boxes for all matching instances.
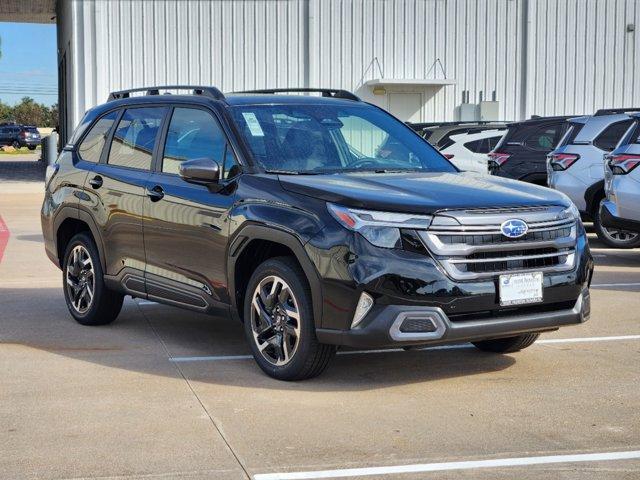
[0,216,10,264]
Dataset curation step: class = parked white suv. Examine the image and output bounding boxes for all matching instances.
[600,113,640,243]
[548,109,639,247]
[439,128,506,173]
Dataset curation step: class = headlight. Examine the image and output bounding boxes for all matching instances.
[556,202,581,223]
[327,203,432,248]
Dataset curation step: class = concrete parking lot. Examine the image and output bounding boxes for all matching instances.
[1,156,639,480]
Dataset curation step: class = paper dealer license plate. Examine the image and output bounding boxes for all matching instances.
[499,272,543,306]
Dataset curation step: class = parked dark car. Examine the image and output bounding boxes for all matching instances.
[488,116,573,185]
[41,86,593,380]
[0,124,41,150]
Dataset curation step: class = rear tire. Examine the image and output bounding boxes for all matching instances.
[62,232,124,326]
[243,257,336,381]
[11,140,21,150]
[593,205,640,248]
[472,333,540,353]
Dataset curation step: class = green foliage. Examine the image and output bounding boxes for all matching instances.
[0,97,58,128]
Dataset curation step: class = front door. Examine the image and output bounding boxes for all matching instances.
[143,106,239,311]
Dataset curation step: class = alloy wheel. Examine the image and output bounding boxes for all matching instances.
[65,245,95,314]
[601,226,639,244]
[250,275,301,366]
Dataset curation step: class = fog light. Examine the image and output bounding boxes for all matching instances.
[351,292,374,328]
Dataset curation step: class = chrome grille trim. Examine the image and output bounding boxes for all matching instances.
[420,206,578,280]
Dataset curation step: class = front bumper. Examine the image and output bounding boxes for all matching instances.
[317,288,590,348]
[600,200,640,233]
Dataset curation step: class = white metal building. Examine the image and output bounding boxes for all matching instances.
[3,0,639,144]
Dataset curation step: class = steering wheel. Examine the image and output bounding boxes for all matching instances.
[347,158,379,169]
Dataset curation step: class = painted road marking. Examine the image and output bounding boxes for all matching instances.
[592,282,640,288]
[0,216,9,264]
[169,334,640,362]
[252,450,640,479]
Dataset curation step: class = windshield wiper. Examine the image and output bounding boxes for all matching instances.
[265,169,322,175]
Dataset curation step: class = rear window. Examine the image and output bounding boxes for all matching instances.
[107,107,166,170]
[523,124,564,151]
[593,120,633,151]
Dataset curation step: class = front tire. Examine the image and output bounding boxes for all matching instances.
[594,205,640,248]
[62,232,124,326]
[473,333,540,353]
[243,257,336,380]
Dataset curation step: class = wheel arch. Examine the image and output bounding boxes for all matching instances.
[53,207,106,270]
[584,180,605,215]
[228,225,323,326]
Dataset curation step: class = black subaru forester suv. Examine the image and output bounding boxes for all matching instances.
[42,86,593,380]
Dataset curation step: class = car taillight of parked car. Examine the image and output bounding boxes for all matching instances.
[608,154,640,175]
[443,154,454,160]
[487,151,510,167]
[19,131,26,138]
[549,153,580,171]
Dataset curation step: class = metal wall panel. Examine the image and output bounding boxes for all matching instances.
[57,0,640,140]
[526,0,640,116]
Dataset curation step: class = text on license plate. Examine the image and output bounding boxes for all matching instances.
[499,272,543,306]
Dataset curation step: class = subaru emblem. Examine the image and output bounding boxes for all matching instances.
[500,219,528,238]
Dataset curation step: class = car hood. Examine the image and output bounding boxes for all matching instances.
[278,171,570,214]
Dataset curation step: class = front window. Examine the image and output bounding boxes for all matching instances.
[231,104,456,174]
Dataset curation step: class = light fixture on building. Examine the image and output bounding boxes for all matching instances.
[372,86,387,96]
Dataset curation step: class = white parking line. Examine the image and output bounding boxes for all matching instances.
[169,334,640,363]
[253,450,640,480]
[591,282,640,288]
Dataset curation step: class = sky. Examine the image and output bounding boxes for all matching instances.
[0,22,58,107]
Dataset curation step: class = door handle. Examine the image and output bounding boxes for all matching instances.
[146,185,164,202]
[88,175,103,189]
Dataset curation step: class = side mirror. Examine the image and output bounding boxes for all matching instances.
[179,158,220,186]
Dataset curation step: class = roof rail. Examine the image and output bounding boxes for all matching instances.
[233,88,361,101]
[107,85,225,102]
[408,120,509,128]
[594,107,640,116]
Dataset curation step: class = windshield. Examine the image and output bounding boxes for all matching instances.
[231,104,457,174]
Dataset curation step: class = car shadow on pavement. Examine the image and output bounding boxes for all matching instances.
[0,160,45,183]
[2,287,518,391]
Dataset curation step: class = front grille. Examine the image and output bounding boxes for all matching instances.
[437,227,572,246]
[418,206,577,280]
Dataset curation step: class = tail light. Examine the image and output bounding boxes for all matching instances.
[549,153,580,171]
[19,131,26,139]
[608,154,640,175]
[443,154,454,160]
[487,151,511,166]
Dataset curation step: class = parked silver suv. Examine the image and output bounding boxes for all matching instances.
[548,109,640,248]
[600,113,640,241]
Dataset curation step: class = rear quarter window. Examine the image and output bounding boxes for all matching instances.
[78,111,119,163]
[593,120,633,151]
[558,123,585,147]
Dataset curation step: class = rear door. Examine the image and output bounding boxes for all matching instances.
[87,106,167,292]
[142,106,240,311]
